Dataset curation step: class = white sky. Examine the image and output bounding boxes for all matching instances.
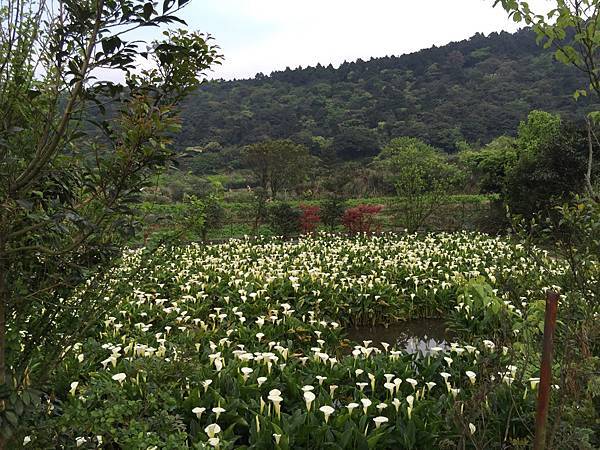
[131,0,553,81]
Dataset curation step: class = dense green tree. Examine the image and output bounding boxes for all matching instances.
[268,203,301,237]
[242,139,312,198]
[0,0,220,443]
[321,196,347,231]
[505,121,596,216]
[376,138,461,232]
[460,111,565,212]
[332,127,381,160]
[516,110,561,155]
[179,193,224,243]
[377,137,439,160]
[459,136,518,193]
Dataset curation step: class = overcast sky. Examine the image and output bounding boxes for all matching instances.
[141,0,553,81]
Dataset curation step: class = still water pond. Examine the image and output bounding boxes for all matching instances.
[346,319,452,355]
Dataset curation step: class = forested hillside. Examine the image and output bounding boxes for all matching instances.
[177,28,597,154]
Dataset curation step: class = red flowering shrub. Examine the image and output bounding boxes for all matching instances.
[299,204,321,234]
[342,204,384,234]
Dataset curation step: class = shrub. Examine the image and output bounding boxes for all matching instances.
[268,203,301,237]
[321,197,346,230]
[200,194,225,242]
[252,188,270,233]
[299,204,321,234]
[341,204,384,234]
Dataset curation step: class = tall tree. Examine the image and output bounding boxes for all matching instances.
[459,136,518,193]
[0,0,221,443]
[376,137,461,232]
[332,127,380,160]
[494,0,600,199]
[506,120,594,216]
[243,139,311,198]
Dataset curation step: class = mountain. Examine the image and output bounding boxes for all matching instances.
[176,28,598,155]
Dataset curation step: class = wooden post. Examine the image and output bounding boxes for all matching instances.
[533,291,559,450]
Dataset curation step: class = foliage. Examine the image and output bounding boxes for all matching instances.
[251,188,270,232]
[376,138,462,232]
[341,205,384,234]
[299,205,321,234]
[177,28,597,154]
[243,139,312,198]
[0,0,221,444]
[505,120,597,216]
[494,0,600,99]
[516,110,562,155]
[155,172,224,202]
[495,0,600,200]
[180,194,224,243]
[267,203,301,237]
[141,190,224,245]
[459,136,518,193]
[377,137,439,160]
[320,197,347,231]
[448,280,518,340]
[332,127,381,160]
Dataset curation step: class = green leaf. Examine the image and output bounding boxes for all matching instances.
[4,411,18,427]
[588,111,600,125]
[573,89,587,100]
[554,49,571,64]
[14,399,23,416]
[143,2,154,20]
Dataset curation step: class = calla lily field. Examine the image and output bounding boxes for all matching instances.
[16,232,591,448]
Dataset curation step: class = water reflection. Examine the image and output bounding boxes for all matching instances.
[346,319,451,355]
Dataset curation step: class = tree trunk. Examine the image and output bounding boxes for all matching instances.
[586,118,599,202]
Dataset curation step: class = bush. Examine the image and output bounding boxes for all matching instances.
[341,204,384,234]
[268,203,301,237]
[321,197,346,230]
[200,195,225,241]
[299,204,321,234]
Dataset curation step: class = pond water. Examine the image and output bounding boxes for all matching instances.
[346,319,452,355]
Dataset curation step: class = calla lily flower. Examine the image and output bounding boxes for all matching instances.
[319,405,334,423]
[303,391,315,411]
[465,371,476,384]
[361,398,372,414]
[111,373,126,384]
[529,377,541,389]
[192,407,206,419]
[373,416,389,428]
[212,407,226,420]
[205,423,221,438]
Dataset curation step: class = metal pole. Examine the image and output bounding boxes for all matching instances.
[533,291,560,450]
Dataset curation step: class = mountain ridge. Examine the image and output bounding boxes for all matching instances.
[176,27,598,154]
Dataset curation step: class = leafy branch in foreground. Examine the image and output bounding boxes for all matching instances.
[0,0,221,444]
